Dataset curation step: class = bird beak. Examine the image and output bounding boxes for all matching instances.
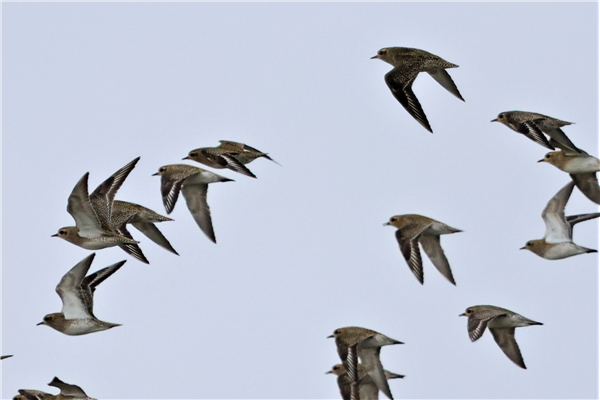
[327,334,334,339]
[537,159,545,163]
[151,172,159,176]
[519,246,526,250]
[51,234,58,237]
[370,55,379,59]
[383,222,390,226]
[490,118,498,123]
[325,371,333,375]
[182,156,190,160]
[459,313,466,317]
[36,321,44,326]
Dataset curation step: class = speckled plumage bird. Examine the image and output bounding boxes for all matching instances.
[460,305,543,369]
[491,111,580,153]
[521,181,599,259]
[384,214,461,285]
[329,327,403,400]
[37,253,125,336]
[327,363,404,400]
[52,158,146,263]
[216,140,280,165]
[153,164,233,243]
[371,47,464,133]
[183,146,257,178]
[109,200,179,263]
[12,389,53,400]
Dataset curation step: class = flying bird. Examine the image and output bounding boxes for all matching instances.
[521,181,600,259]
[538,150,600,205]
[371,47,464,133]
[37,253,125,336]
[329,327,403,400]
[460,305,543,369]
[327,363,404,400]
[216,140,280,165]
[491,111,581,153]
[384,214,462,285]
[183,146,257,178]
[153,164,233,243]
[52,157,151,264]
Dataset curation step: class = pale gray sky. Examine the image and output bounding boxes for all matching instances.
[2,2,598,399]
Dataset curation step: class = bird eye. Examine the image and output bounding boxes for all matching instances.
[191,152,197,157]
[334,329,340,335]
[59,230,66,235]
[44,316,52,321]
[378,49,386,55]
[545,154,550,159]
[159,168,165,172]
[391,217,396,222]
[527,242,532,246]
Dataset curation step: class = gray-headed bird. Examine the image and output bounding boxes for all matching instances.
[37,253,125,336]
[153,164,233,243]
[384,214,461,285]
[521,181,600,259]
[329,327,403,400]
[371,47,464,133]
[491,111,581,153]
[460,305,543,369]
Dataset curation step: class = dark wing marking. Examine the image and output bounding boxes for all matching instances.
[161,176,185,214]
[90,157,140,227]
[522,121,554,150]
[81,260,126,316]
[114,223,149,264]
[221,153,257,178]
[385,69,432,133]
[566,212,600,229]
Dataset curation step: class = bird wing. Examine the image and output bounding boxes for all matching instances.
[521,121,555,150]
[17,390,53,400]
[359,346,393,400]
[80,260,126,317]
[384,69,432,133]
[427,68,464,101]
[467,311,506,342]
[57,254,95,319]
[534,120,581,154]
[221,153,257,178]
[566,212,600,230]
[489,327,526,369]
[89,157,140,229]
[419,235,456,285]
[48,377,88,397]
[570,173,600,205]
[132,221,179,255]
[181,183,216,243]
[541,181,574,242]
[66,173,104,238]
[395,223,432,284]
[114,222,149,264]
[160,175,185,214]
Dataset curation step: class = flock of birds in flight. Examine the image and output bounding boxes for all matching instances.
[4,46,600,400]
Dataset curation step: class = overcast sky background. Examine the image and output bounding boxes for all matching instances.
[1,2,599,399]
